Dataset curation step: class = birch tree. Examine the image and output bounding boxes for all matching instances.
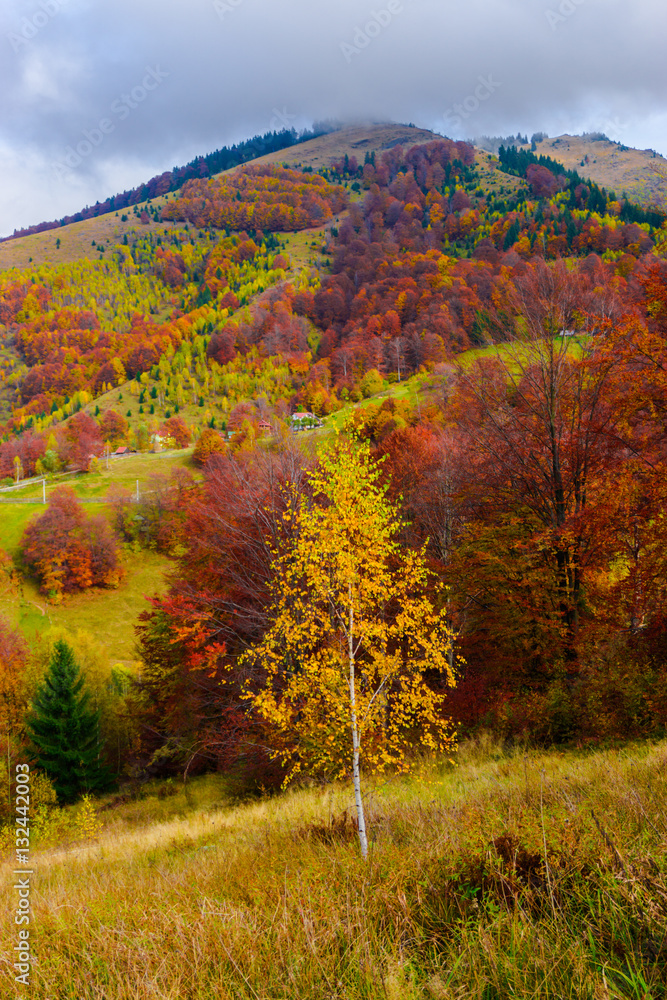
[244,440,456,858]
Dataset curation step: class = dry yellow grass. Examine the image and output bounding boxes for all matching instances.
[535,133,667,209]
[0,215,185,272]
[3,737,667,998]
[249,122,443,172]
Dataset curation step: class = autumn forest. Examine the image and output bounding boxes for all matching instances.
[4,114,667,997]
[2,126,667,803]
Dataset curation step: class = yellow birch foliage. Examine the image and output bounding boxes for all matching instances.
[244,440,457,784]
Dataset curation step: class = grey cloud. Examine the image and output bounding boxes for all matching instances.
[1,0,665,236]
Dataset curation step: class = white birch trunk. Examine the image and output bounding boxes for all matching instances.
[348,584,369,859]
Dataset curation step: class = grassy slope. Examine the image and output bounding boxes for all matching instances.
[0,450,193,659]
[249,122,445,171]
[0,215,190,273]
[4,737,667,998]
[474,148,526,199]
[324,335,587,432]
[323,375,428,433]
[3,551,170,663]
[535,133,667,209]
[3,449,197,504]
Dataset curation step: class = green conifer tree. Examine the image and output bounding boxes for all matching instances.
[26,640,113,804]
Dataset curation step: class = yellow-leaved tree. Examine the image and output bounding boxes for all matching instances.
[243,440,457,858]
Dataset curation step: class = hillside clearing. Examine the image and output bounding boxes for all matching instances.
[0,450,189,657]
[248,122,444,172]
[0,548,170,661]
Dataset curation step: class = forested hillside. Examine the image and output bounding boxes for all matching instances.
[533,132,667,212]
[3,123,667,999]
[1,123,336,242]
[2,125,667,793]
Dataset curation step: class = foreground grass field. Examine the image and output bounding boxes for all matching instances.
[4,737,667,998]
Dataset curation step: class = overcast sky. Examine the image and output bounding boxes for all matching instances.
[0,0,665,238]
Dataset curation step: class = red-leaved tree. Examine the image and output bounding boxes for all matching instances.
[134,446,310,780]
[21,487,122,599]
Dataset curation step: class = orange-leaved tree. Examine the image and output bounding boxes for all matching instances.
[160,415,191,450]
[192,428,226,467]
[242,439,456,858]
[21,487,121,599]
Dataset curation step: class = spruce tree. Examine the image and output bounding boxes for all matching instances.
[26,640,113,804]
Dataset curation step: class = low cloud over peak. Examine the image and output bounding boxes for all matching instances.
[1,0,665,236]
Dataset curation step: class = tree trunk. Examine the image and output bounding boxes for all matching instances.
[348,586,368,859]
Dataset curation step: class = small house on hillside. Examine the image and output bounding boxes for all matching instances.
[291,411,322,431]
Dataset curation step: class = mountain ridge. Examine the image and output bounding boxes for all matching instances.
[3,124,667,274]
[533,133,667,210]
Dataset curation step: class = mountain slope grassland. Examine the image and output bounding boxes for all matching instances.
[2,738,666,999]
[534,133,667,211]
[248,122,444,171]
[0,212,189,273]
[0,449,194,659]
